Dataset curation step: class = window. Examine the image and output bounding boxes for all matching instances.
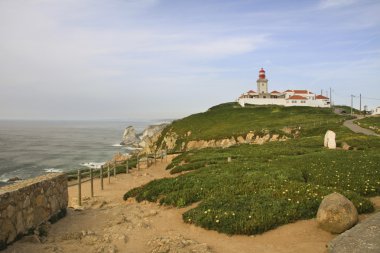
[301,101,306,103]
[292,100,297,103]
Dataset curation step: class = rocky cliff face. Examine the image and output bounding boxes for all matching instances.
[120,126,139,146]
[156,129,291,153]
[121,124,293,155]
[139,123,169,154]
[119,123,169,154]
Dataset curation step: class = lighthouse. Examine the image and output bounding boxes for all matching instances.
[257,68,268,94]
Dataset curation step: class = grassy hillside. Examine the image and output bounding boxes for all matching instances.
[355,117,380,134]
[157,103,351,151]
[124,104,380,235]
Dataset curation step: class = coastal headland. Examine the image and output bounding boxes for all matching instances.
[2,103,380,252]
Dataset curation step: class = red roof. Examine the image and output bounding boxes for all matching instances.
[284,89,293,92]
[288,95,307,100]
[271,90,280,94]
[248,90,256,93]
[293,90,309,94]
[316,95,329,99]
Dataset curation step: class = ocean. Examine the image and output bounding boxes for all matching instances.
[0,120,153,186]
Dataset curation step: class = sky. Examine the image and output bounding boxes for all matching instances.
[0,0,379,120]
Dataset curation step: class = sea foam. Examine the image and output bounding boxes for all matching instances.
[80,162,105,169]
[44,168,63,173]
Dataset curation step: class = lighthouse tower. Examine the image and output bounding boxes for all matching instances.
[257,68,268,94]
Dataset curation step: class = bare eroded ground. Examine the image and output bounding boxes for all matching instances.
[5,156,379,253]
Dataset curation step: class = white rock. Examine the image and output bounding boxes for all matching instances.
[324,130,336,149]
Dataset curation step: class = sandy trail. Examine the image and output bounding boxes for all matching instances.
[4,155,365,253]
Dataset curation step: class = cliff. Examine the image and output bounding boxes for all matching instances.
[120,126,139,146]
[152,103,333,152]
[119,123,169,154]
[121,103,342,154]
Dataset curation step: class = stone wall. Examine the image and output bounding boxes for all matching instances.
[0,173,68,248]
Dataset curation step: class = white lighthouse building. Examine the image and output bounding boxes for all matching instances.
[238,68,331,108]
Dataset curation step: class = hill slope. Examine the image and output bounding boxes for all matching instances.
[155,103,351,152]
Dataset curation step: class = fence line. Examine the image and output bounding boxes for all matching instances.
[71,151,169,206]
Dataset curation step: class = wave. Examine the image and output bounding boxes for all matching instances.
[80,162,105,169]
[0,178,9,183]
[44,168,63,173]
[112,143,123,147]
[124,146,142,151]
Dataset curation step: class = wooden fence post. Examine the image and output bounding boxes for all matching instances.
[126,160,129,174]
[78,169,82,206]
[137,155,140,170]
[108,164,110,184]
[113,161,116,177]
[90,168,94,197]
[100,166,104,190]
[154,151,157,165]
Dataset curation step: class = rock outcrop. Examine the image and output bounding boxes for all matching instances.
[316,192,358,234]
[120,124,292,155]
[141,124,168,141]
[139,124,168,153]
[161,131,178,151]
[120,126,139,146]
[324,130,336,149]
[157,130,288,152]
[119,123,169,154]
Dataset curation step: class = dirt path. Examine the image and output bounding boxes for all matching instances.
[343,117,379,136]
[2,156,354,253]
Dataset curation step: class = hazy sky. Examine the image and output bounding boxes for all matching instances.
[1,0,379,120]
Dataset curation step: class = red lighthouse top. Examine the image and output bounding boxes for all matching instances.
[259,68,266,79]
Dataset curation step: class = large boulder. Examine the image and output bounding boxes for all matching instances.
[324,130,336,149]
[317,192,358,234]
[120,126,139,146]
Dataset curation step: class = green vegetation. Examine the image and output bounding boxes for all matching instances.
[355,117,380,134]
[158,103,350,151]
[124,104,380,235]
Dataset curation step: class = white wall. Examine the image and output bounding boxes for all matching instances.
[238,98,330,108]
